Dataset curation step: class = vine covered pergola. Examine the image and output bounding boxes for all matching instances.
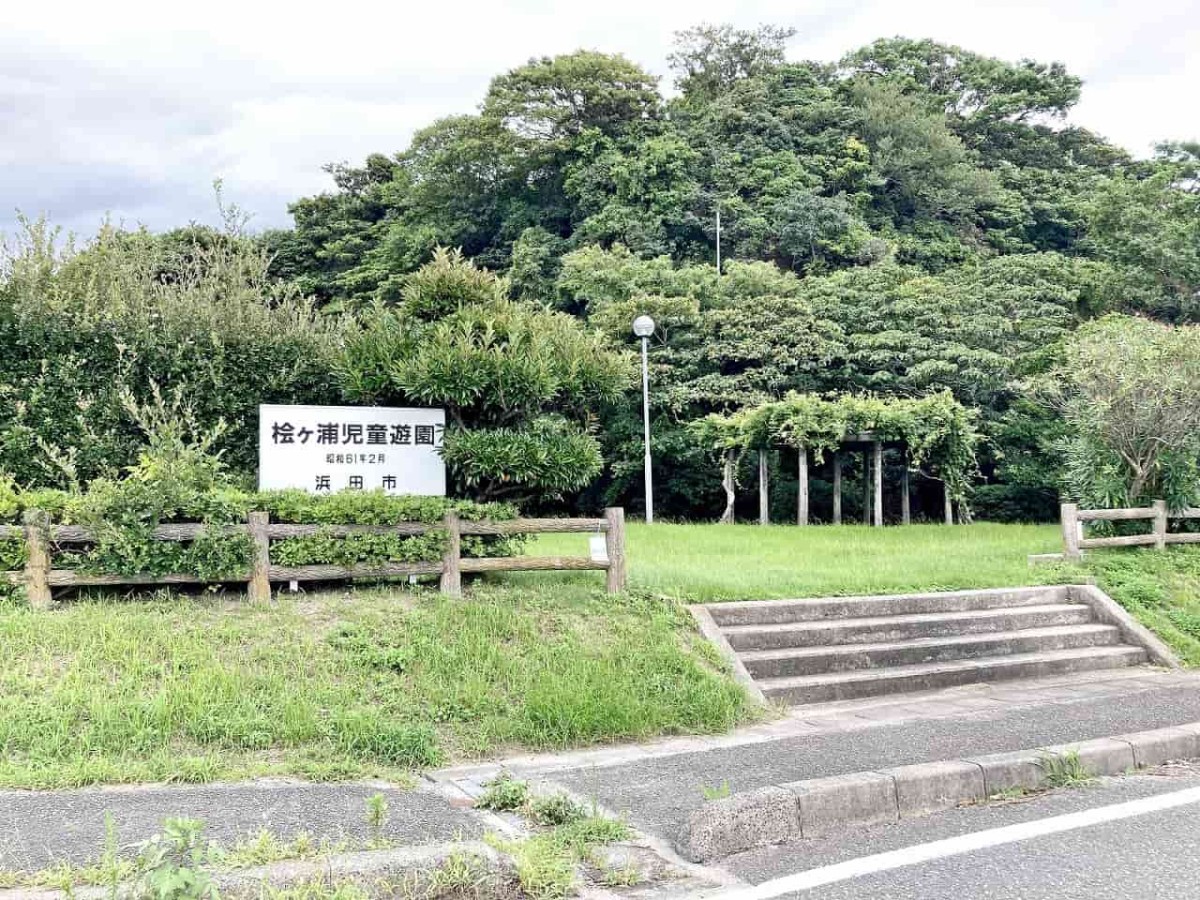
[691,392,980,526]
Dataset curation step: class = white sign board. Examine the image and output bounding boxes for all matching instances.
[258,404,446,495]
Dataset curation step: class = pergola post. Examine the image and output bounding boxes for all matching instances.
[832,451,842,525]
[720,449,736,524]
[862,451,871,525]
[796,446,809,526]
[758,449,769,526]
[872,440,883,528]
[944,480,954,525]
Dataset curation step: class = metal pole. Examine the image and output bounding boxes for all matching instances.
[641,335,654,524]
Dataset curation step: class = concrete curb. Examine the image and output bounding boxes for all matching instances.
[676,721,1200,862]
[1068,584,1183,669]
[689,604,768,705]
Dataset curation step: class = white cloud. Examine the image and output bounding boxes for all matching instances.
[1,0,1196,235]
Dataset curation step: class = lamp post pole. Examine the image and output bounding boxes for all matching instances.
[633,315,656,523]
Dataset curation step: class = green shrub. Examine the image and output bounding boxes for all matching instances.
[254,488,516,525]
[0,218,340,488]
[0,537,25,605]
[135,818,218,900]
[271,531,446,568]
[0,477,19,522]
[2,401,525,582]
[340,250,630,502]
[260,490,523,567]
[17,489,73,523]
[66,392,255,580]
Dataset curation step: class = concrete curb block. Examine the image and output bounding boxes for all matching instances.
[676,720,1200,862]
[789,772,897,837]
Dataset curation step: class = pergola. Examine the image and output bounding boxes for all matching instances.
[753,432,955,527]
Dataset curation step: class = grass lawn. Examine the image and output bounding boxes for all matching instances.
[0,583,746,789]
[0,519,1162,790]
[1082,546,1200,666]
[525,521,1068,600]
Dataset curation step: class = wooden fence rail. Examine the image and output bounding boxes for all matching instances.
[0,507,627,609]
[1033,501,1200,563]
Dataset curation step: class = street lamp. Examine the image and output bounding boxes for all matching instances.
[632,314,656,523]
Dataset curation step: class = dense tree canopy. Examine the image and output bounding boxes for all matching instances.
[258,24,1195,519]
[5,25,1196,522]
[269,28,1172,309]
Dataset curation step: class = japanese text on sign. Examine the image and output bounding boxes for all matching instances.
[258,405,446,495]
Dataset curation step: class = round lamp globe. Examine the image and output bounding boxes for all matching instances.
[632,315,656,338]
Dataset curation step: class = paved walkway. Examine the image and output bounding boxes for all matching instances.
[439,668,1200,845]
[0,780,493,870]
[5,668,1199,875]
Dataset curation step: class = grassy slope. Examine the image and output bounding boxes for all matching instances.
[1082,546,1200,666]
[0,584,745,789]
[0,520,1101,789]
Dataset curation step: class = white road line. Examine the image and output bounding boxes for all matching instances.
[711,784,1200,899]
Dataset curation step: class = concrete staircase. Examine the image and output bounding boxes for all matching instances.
[698,586,1152,706]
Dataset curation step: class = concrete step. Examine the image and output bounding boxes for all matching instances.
[739,624,1123,679]
[759,645,1149,705]
[723,604,1096,652]
[705,586,1071,627]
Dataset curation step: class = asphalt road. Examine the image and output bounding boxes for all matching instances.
[716,766,1200,900]
[546,683,1200,843]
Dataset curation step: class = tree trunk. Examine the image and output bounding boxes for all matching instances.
[720,450,736,524]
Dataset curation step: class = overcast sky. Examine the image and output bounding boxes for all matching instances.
[2,0,1197,237]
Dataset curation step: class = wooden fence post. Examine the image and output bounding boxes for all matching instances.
[247,511,272,602]
[1153,499,1168,551]
[22,508,52,610]
[440,509,462,597]
[1061,502,1081,561]
[604,507,626,594]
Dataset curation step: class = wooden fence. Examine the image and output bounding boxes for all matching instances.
[1035,501,1200,562]
[0,507,627,609]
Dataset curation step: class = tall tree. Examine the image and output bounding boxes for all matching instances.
[668,23,795,100]
[482,50,662,143]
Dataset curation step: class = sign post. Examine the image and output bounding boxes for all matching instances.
[259,404,446,495]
